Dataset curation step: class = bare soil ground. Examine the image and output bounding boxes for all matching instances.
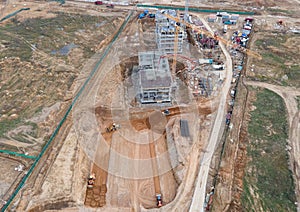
[84,58,206,210]
[211,80,250,212]
[0,157,24,202]
[11,9,220,212]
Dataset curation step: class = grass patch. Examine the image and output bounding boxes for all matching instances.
[0,118,38,140]
[0,13,111,61]
[261,52,285,64]
[253,35,300,87]
[242,88,296,211]
[0,118,22,138]
[286,65,300,82]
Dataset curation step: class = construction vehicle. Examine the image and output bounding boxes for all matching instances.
[87,173,96,188]
[225,111,232,125]
[106,123,120,132]
[106,4,114,8]
[156,194,162,207]
[138,10,149,19]
[162,109,170,115]
[204,186,215,211]
[212,64,225,70]
[223,25,228,33]
[94,1,103,5]
[139,13,146,19]
[230,89,236,98]
[277,20,283,25]
[148,14,155,18]
[162,13,262,60]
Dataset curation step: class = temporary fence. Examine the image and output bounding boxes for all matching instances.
[0,150,36,159]
[0,8,30,23]
[137,4,255,15]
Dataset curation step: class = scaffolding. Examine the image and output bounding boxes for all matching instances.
[155,10,184,54]
[138,51,173,104]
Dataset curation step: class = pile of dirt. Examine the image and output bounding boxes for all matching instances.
[130,118,150,131]
[85,185,107,207]
[120,56,138,81]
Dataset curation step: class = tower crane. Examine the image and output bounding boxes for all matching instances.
[163,13,262,60]
[170,0,189,72]
[172,11,180,72]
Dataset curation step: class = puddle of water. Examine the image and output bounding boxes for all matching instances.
[95,21,107,28]
[51,43,78,55]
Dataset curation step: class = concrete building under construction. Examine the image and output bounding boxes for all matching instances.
[138,51,173,104]
[155,10,184,54]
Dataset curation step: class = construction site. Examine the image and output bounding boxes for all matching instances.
[0,0,300,212]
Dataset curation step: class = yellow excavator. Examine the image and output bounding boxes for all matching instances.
[87,173,96,188]
[106,123,120,133]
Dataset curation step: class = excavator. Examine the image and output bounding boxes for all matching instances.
[87,173,96,188]
[106,123,120,133]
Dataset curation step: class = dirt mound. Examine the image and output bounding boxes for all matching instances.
[148,111,167,134]
[130,118,150,131]
[95,106,112,119]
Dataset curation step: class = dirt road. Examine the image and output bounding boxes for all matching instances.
[244,80,300,211]
[189,16,233,212]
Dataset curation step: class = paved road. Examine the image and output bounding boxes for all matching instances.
[189,16,233,212]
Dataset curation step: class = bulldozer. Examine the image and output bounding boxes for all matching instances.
[106,123,120,133]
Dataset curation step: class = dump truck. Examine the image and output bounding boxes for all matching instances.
[87,173,96,188]
[156,194,162,207]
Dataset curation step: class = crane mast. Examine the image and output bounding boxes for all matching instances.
[172,11,180,72]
